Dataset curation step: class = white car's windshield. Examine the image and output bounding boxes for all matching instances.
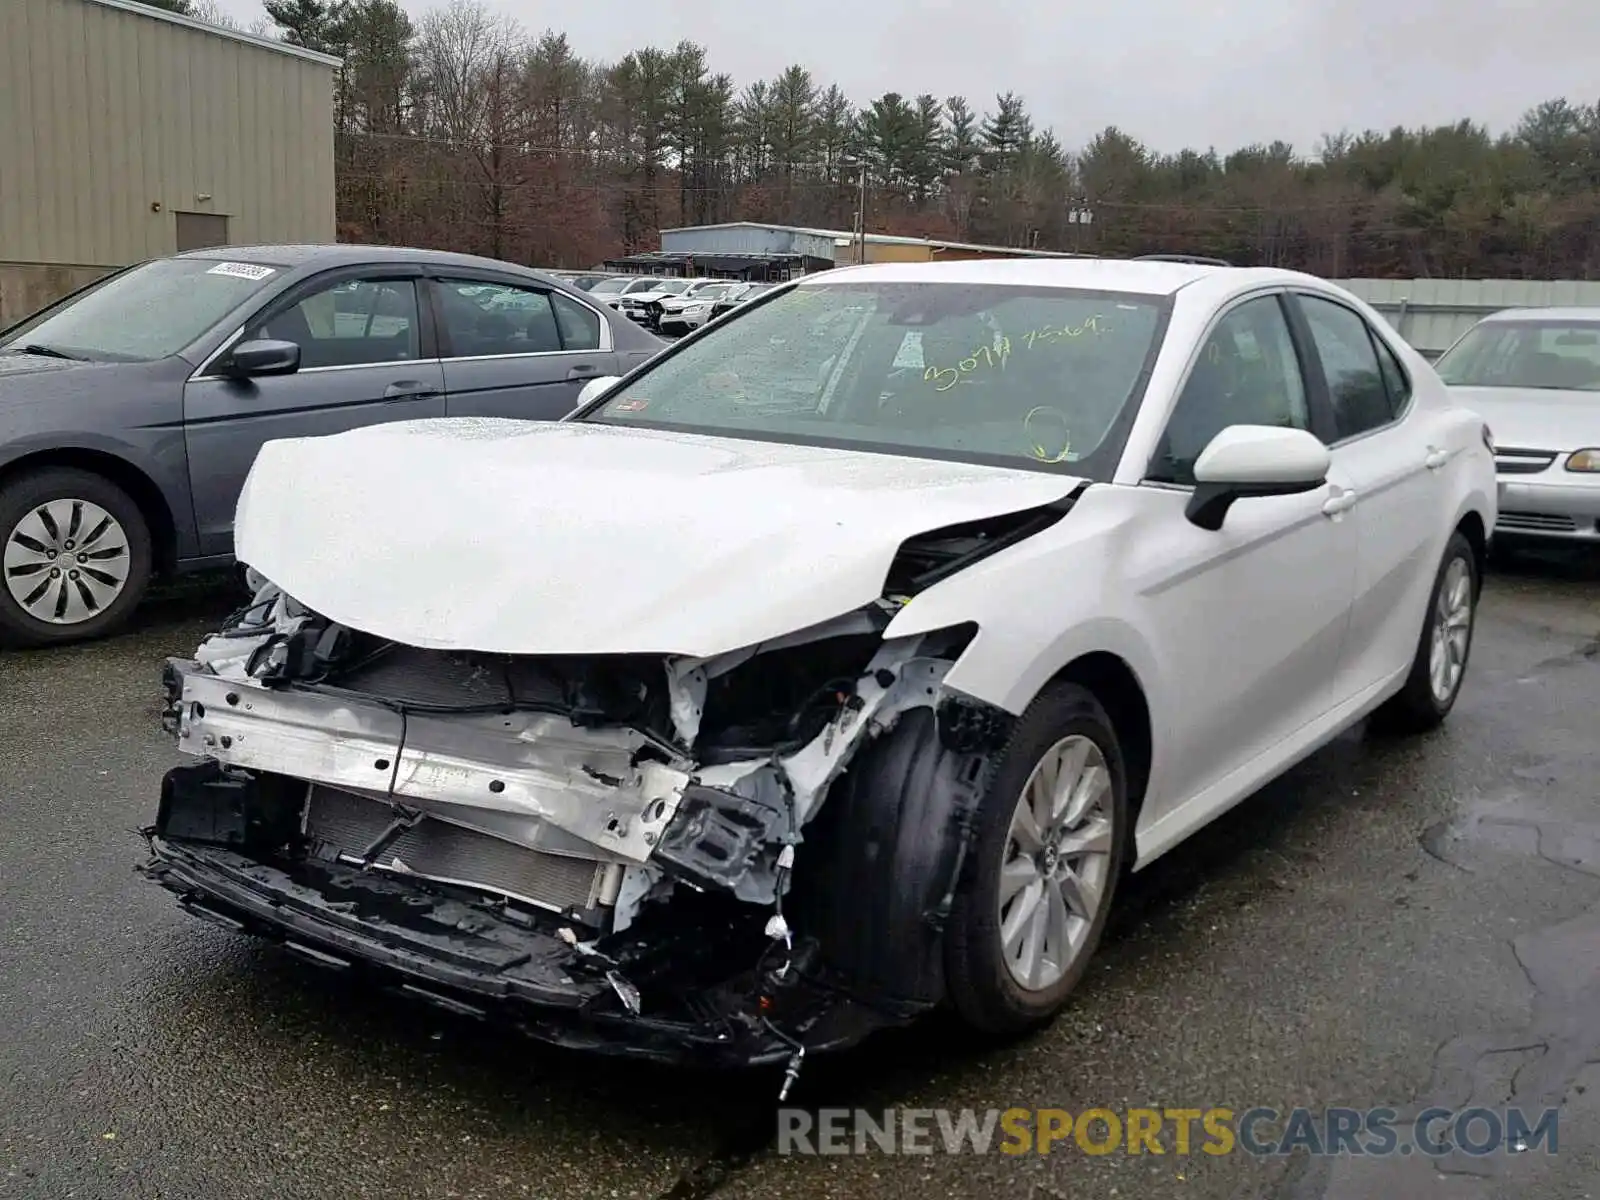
[588,278,632,296]
[650,281,692,296]
[582,281,1169,477]
[1436,320,1600,392]
[0,257,283,362]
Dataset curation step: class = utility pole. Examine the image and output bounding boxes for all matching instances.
[855,161,868,265]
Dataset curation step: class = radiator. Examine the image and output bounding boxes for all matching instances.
[304,785,610,918]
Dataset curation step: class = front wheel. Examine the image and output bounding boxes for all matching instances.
[0,467,153,647]
[943,681,1130,1035]
[1371,530,1479,733]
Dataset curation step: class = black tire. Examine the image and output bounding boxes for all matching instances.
[0,467,154,648]
[1371,530,1479,734]
[943,681,1130,1035]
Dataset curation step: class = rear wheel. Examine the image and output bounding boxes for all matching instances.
[1371,530,1478,733]
[943,681,1129,1035]
[0,467,153,647]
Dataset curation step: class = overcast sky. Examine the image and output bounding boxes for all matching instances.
[213,0,1598,154]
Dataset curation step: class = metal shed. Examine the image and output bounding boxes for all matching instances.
[0,0,340,325]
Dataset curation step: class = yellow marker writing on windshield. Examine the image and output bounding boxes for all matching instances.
[1025,406,1073,463]
[923,319,1106,389]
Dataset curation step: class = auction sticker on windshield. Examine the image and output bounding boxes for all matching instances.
[205,262,277,281]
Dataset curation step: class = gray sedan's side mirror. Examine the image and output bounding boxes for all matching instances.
[230,339,301,378]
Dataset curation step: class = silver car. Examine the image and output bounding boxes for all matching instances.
[1435,307,1600,544]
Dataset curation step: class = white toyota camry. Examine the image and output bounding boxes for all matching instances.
[143,259,1497,1087]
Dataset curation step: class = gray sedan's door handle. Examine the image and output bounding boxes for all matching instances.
[1424,446,1450,471]
[565,364,600,381]
[384,380,441,399]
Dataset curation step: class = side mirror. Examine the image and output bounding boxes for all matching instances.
[574,375,621,409]
[1185,425,1330,531]
[229,339,300,378]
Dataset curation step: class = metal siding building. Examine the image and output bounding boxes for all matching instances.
[0,0,339,324]
[1336,278,1600,359]
[660,222,1081,266]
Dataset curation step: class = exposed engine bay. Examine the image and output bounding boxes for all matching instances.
[140,503,1050,1083]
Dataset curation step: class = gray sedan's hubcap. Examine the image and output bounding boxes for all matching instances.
[1428,556,1473,704]
[3,499,131,624]
[998,734,1115,992]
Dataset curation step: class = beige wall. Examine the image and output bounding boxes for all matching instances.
[0,0,336,289]
[0,262,116,327]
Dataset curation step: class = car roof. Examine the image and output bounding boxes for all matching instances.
[172,244,559,276]
[1478,306,1600,324]
[805,257,1315,297]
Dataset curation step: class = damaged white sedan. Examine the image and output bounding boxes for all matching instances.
[142,259,1497,1087]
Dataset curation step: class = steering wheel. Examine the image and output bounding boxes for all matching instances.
[1023,406,1074,464]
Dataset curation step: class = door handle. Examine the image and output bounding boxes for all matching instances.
[1424,447,1450,471]
[565,364,599,380]
[384,380,440,399]
[1321,488,1359,517]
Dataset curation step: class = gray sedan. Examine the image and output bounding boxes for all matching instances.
[0,245,664,646]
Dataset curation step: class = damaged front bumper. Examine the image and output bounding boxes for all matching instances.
[141,577,982,1072]
[140,787,889,1066]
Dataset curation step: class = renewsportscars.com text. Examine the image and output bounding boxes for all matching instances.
[776,1106,1559,1157]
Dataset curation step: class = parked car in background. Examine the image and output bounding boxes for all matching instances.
[709,281,777,321]
[616,278,721,329]
[656,282,739,335]
[0,244,663,647]
[145,259,1494,1082]
[588,276,663,308]
[557,272,621,292]
[1434,307,1600,545]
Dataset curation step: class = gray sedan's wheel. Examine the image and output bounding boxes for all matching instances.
[944,681,1130,1035]
[0,467,153,648]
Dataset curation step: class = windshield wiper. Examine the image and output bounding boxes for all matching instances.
[7,343,84,361]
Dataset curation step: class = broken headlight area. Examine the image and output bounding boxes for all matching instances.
[145,572,1002,1074]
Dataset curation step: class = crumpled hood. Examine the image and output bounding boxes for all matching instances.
[1448,386,1600,452]
[234,418,1081,657]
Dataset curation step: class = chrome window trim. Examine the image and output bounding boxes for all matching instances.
[190,325,440,382]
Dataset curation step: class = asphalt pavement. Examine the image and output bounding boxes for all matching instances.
[2,548,1596,1200]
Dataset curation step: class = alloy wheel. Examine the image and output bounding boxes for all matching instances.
[997,734,1117,992]
[3,498,132,625]
[1427,556,1473,704]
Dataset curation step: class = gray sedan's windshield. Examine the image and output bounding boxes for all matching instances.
[582,281,1168,477]
[1436,320,1600,392]
[0,257,283,363]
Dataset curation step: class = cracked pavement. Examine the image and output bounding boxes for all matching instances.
[1,547,1596,1200]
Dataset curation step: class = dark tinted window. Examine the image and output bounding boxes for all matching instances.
[1149,295,1310,484]
[1299,295,1393,438]
[250,278,420,370]
[436,279,563,357]
[550,291,602,350]
[1374,334,1411,411]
